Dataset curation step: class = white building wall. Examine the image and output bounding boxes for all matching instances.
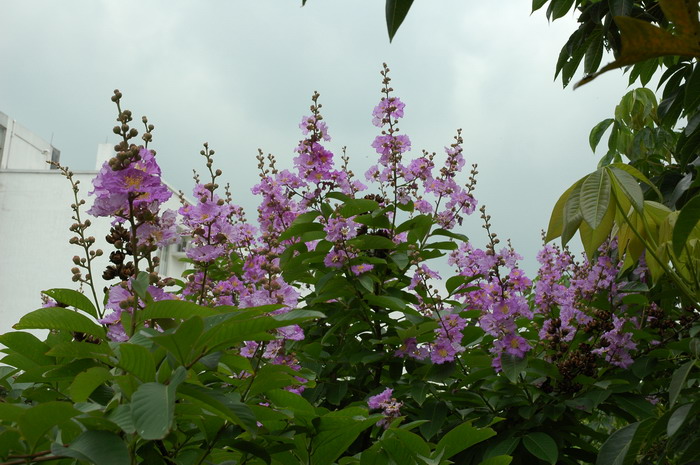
[0,169,188,334]
[0,170,186,334]
[0,112,57,170]
[0,112,191,335]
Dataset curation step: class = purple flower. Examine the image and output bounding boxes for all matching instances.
[324,216,359,242]
[368,388,403,428]
[88,148,171,218]
[351,263,374,275]
[187,244,226,263]
[372,97,406,127]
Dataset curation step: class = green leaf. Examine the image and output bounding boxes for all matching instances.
[51,430,129,465]
[532,0,548,12]
[610,395,655,420]
[608,167,644,213]
[669,360,695,408]
[132,272,150,299]
[108,404,135,434]
[390,252,409,269]
[0,403,27,423]
[347,235,396,251]
[18,402,80,449]
[435,422,496,460]
[244,364,299,397]
[579,168,611,230]
[672,194,700,256]
[590,118,614,152]
[562,183,584,245]
[596,419,654,465]
[151,316,204,366]
[118,343,156,382]
[13,307,106,340]
[0,332,53,366]
[500,353,527,383]
[273,309,325,325]
[178,383,257,432]
[584,31,604,75]
[46,341,113,361]
[550,0,575,20]
[293,210,322,223]
[139,300,219,323]
[608,163,663,200]
[266,388,316,420]
[386,0,414,42]
[312,408,379,465]
[131,372,184,440]
[69,367,112,403]
[431,228,469,242]
[43,288,97,319]
[279,221,325,241]
[479,456,513,465]
[339,199,379,217]
[667,403,694,437]
[365,294,407,313]
[419,401,447,440]
[579,200,615,257]
[547,178,585,242]
[523,432,558,464]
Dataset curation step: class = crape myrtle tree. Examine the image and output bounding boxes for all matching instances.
[0,5,699,465]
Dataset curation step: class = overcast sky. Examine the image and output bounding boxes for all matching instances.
[0,0,634,273]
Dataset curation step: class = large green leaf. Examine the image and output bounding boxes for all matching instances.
[43,288,98,319]
[0,332,53,366]
[244,364,299,398]
[131,368,184,440]
[579,169,611,230]
[479,456,513,465]
[667,403,694,437]
[151,316,204,366]
[118,343,156,382]
[14,307,105,339]
[311,408,380,465]
[69,367,112,403]
[608,167,644,213]
[609,163,663,200]
[339,198,379,217]
[18,402,80,448]
[435,422,496,460]
[139,300,219,323]
[267,388,316,418]
[590,118,614,152]
[46,341,113,361]
[178,382,257,432]
[501,353,527,383]
[51,430,129,465]
[547,178,585,242]
[562,183,584,245]
[386,0,414,42]
[523,432,558,464]
[347,234,396,251]
[419,401,447,440]
[672,194,700,256]
[669,360,695,408]
[596,419,654,465]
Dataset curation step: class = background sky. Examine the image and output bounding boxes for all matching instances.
[0,0,635,274]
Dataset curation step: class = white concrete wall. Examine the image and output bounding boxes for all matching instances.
[0,112,55,170]
[0,169,188,334]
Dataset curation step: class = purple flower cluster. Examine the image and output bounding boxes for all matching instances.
[536,241,637,368]
[365,91,476,230]
[88,148,171,219]
[367,388,403,428]
[448,243,533,371]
